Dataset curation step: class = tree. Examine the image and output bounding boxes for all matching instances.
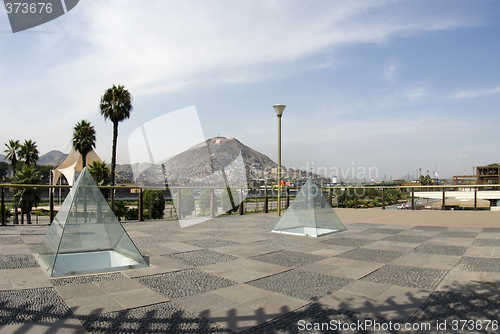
[99,84,133,211]
[0,162,9,180]
[19,139,39,167]
[174,189,195,218]
[72,120,96,170]
[113,200,128,221]
[89,161,110,198]
[12,165,41,224]
[143,189,165,219]
[420,174,432,185]
[198,189,218,216]
[4,139,21,175]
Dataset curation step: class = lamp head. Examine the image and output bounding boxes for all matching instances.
[273,104,286,117]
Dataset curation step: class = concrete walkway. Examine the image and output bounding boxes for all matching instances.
[0,209,499,333]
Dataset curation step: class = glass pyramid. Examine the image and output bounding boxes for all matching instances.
[272,177,347,237]
[37,168,148,277]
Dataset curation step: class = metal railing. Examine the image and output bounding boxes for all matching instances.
[1,183,497,224]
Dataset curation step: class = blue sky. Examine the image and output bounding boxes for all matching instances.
[1,0,499,180]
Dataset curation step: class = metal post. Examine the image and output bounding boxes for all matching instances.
[354,190,358,209]
[442,188,446,210]
[382,188,385,210]
[474,188,477,211]
[277,115,282,216]
[328,188,332,207]
[1,187,4,226]
[411,188,415,210]
[210,189,215,217]
[286,187,290,209]
[264,186,268,213]
[177,189,182,218]
[49,186,54,223]
[138,189,144,221]
[238,189,244,215]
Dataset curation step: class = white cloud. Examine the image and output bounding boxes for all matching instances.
[450,86,500,99]
[405,87,427,100]
[382,60,399,82]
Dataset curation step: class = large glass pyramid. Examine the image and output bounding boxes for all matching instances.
[36,168,148,277]
[272,177,347,237]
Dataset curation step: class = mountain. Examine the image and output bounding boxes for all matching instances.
[131,137,277,184]
[38,150,68,166]
[0,154,6,163]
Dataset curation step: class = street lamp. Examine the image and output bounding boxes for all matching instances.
[273,104,286,216]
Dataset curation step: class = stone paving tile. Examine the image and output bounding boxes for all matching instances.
[437,271,500,295]
[344,223,383,229]
[134,269,237,300]
[199,258,291,283]
[248,269,353,301]
[335,248,404,263]
[121,256,193,278]
[455,257,500,272]
[0,287,73,325]
[8,268,53,290]
[392,253,460,270]
[299,258,384,280]
[1,244,31,255]
[464,246,495,258]
[319,284,433,322]
[250,250,326,268]
[0,318,87,334]
[361,264,449,290]
[249,238,309,249]
[163,249,239,267]
[211,244,279,258]
[361,241,418,253]
[413,243,468,256]
[0,269,12,290]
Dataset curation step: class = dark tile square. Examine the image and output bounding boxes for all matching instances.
[455,257,500,272]
[0,288,72,325]
[52,272,127,286]
[321,237,376,247]
[361,264,448,290]
[363,228,404,235]
[472,239,500,247]
[163,249,238,267]
[437,231,479,238]
[413,244,467,256]
[0,254,39,269]
[410,226,448,231]
[183,238,241,249]
[248,269,353,301]
[481,227,500,233]
[335,248,404,263]
[134,269,236,299]
[383,235,432,244]
[250,250,326,268]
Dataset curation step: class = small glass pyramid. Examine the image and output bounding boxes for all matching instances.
[272,177,347,237]
[37,168,148,277]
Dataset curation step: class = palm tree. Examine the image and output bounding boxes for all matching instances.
[99,84,133,210]
[12,165,41,224]
[4,140,21,224]
[19,139,39,167]
[4,139,21,176]
[72,120,96,170]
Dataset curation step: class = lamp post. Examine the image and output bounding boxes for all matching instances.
[273,104,286,216]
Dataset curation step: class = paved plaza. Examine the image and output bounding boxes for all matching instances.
[0,209,499,333]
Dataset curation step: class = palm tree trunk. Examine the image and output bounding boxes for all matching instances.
[27,209,32,224]
[111,121,118,211]
[14,202,18,224]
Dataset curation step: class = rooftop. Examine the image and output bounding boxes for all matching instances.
[1,209,499,333]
